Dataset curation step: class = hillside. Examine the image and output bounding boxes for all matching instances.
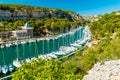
[0,4,87,37]
[82,15,102,22]
[90,12,120,39]
[0,4,83,21]
[81,11,120,80]
[83,60,120,80]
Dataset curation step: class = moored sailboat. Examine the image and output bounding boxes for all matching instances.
[13,41,21,68]
[9,64,14,72]
[2,65,8,74]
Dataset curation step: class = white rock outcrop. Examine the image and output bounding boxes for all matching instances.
[0,8,83,21]
[83,60,120,80]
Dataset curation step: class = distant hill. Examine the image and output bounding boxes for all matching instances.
[0,4,84,21]
[90,11,120,39]
[82,15,102,22]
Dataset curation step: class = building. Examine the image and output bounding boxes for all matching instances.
[22,23,33,38]
[12,30,28,39]
[0,32,12,42]
[0,23,33,41]
[86,40,100,47]
[90,40,100,45]
[12,23,33,39]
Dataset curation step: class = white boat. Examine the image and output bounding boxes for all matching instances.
[13,40,22,67]
[45,38,50,40]
[5,43,11,47]
[54,51,65,56]
[13,60,21,68]
[2,65,8,74]
[37,39,40,41]
[58,34,62,38]
[38,55,44,59]
[62,46,75,54]
[31,57,37,61]
[47,53,57,59]
[71,43,82,47]
[59,51,66,55]
[38,55,42,58]
[44,55,52,60]
[1,45,4,48]
[14,42,18,46]
[77,40,86,45]
[25,58,31,63]
[54,36,58,39]
[51,37,55,40]
[28,40,32,43]
[1,46,9,74]
[38,55,48,60]
[9,64,14,72]
[21,41,26,44]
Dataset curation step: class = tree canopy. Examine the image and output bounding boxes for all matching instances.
[12,11,120,80]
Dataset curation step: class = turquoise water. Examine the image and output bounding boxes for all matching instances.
[0,27,84,66]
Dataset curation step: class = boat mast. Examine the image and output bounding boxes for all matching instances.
[53,38,54,51]
[22,43,25,60]
[48,39,49,53]
[43,40,44,54]
[2,47,5,66]
[16,40,19,61]
[29,38,31,58]
[35,41,38,57]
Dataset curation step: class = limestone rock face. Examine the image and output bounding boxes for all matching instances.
[0,10,12,17]
[83,60,120,80]
[13,10,28,17]
[0,5,83,21]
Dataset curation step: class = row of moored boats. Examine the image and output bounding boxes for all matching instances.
[0,26,92,75]
[0,27,82,48]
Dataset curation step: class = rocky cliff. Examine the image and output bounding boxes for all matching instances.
[83,60,120,80]
[0,4,83,21]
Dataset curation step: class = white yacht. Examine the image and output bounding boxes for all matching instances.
[2,65,8,74]
[21,41,27,44]
[45,37,50,40]
[13,60,21,68]
[47,53,57,59]
[25,58,31,63]
[28,40,33,43]
[44,55,52,60]
[14,42,18,46]
[31,57,37,61]
[1,45,4,48]
[5,43,11,47]
[71,43,82,47]
[54,51,65,56]
[9,64,14,72]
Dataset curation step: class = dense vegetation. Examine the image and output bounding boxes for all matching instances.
[12,11,120,80]
[12,50,86,80]
[0,4,86,37]
[0,18,86,36]
[90,12,120,39]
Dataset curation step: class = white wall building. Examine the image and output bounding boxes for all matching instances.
[12,23,33,39]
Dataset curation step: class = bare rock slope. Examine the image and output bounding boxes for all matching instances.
[0,4,83,21]
[83,60,120,80]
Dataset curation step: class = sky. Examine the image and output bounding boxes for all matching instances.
[0,0,120,16]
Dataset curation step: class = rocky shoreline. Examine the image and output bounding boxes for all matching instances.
[83,60,120,80]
